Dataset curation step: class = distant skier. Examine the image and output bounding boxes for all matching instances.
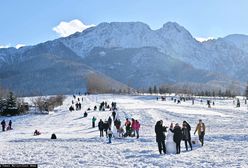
[194,119,206,146]
[92,116,96,128]
[84,111,88,117]
[98,119,104,137]
[1,120,6,132]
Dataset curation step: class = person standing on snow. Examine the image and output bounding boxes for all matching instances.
[107,128,113,143]
[92,116,97,128]
[103,121,109,137]
[172,123,182,154]
[135,120,140,139]
[194,119,206,146]
[125,118,131,137]
[7,120,12,130]
[98,119,104,137]
[112,111,116,121]
[1,120,6,132]
[131,118,136,136]
[182,122,192,151]
[155,120,167,154]
[108,117,112,128]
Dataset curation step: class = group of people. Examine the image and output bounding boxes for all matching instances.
[97,116,141,143]
[124,118,140,138]
[155,119,205,154]
[1,119,12,131]
[69,96,84,112]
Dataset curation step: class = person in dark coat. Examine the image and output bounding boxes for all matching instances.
[1,120,6,132]
[51,133,57,139]
[108,117,112,128]
[7,120,12,130]
[182,122,192,151]
[172,123,182,154]
[84,111,88,117]
[92,116,96,128]
[94,106,97,111]
[69,105,74,112]
[98,119,104,137]
[112,111,116,121]
[155,120,167,154]
[103,121,109,137]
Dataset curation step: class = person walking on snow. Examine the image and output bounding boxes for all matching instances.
[1,120,6,132]
[155,120,167,154]
[194,119,206,146]
[92,116,97,128]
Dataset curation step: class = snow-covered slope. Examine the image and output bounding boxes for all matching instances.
[0,94,248,167]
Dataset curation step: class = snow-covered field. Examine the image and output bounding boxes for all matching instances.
[1,94,248,168]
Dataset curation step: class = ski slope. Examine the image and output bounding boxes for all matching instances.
[0,94,248,168]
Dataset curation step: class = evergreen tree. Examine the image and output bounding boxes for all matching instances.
[148,87,153,94]
[245,83,248,98]
[0,97,3,112]
[6,92,17,109]
[153,85,157,94]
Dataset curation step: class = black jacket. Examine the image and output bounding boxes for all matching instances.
[173,126,182,143]
[182,127,190,140]
[1,120,5,126]
[98,121,104,130]
[155,123,167,142]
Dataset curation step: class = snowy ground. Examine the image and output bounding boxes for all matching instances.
[0,94,248,168]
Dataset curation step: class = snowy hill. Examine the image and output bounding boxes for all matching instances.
[0,94,248,167]
[0,21,247,95]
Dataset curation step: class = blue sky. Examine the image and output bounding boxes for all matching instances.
[0,0,247,47]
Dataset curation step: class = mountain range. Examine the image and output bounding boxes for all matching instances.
[0,21,247,95]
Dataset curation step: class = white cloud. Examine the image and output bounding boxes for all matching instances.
[0,44,10,49]
[53,19,95,37]
[15,44,25,49]
[195,37,215,42]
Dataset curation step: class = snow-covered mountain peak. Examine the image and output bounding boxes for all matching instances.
[156,22,194,42]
